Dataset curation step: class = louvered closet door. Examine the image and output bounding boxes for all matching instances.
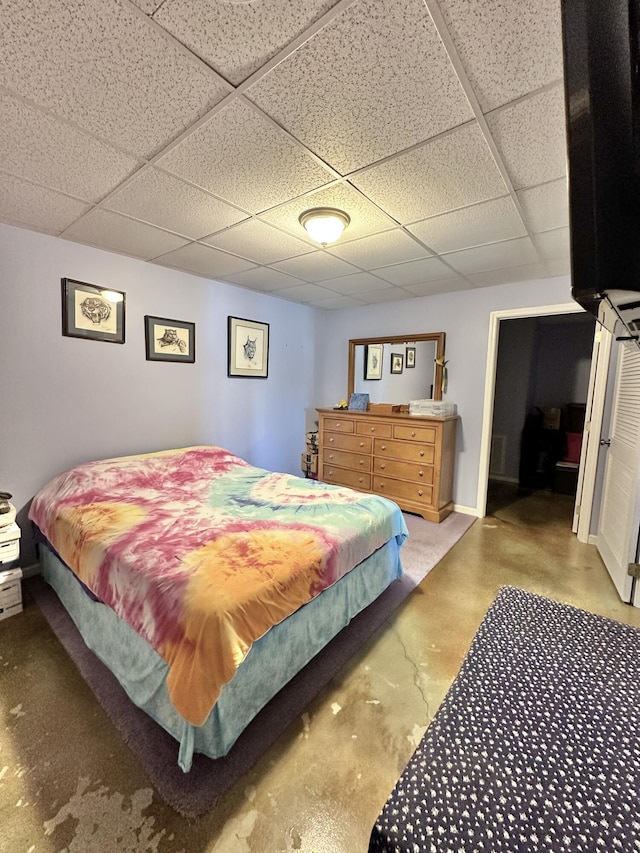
[596,342,640,604]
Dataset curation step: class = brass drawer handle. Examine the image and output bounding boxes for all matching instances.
[359,477,364,483]
[336,422,341,427]
[380,463,386,469]
[379,482,385,488]
[359,441,365,447]
[328,469,334,476]
[359,460,364,465]
[419,470,423,477]
[411,431,416,437]
[418,490,423,497]
[419,450,424,457]
[370,427,375,432]
[329,454,334,460]
[329,437,335,443]
[381,444,386,450]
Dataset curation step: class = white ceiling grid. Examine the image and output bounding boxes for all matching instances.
[0,0,570,308]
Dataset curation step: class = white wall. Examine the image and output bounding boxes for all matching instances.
[0,224,317,563]
[315,277,575,512]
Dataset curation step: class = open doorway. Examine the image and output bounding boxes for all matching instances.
[488,311,596,520]
[477,303,601,527]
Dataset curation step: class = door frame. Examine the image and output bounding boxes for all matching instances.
[477,301,595,519]
[573,325,612,541]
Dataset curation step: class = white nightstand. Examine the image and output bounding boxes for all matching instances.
[0,521,22,621]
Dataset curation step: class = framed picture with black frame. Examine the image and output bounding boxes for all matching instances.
[61,278,125,344]
[390,352,404,374]
[406,346,416,368]
[144,315,195,363]
[364,343,383,380]
[228,316,269,378]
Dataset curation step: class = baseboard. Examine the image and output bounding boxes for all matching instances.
[488,475,519,485]
[588,534,598,547]
[453,504,480,517]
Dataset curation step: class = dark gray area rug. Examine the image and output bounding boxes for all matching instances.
[369,585,640,852]
[27,511,474,818]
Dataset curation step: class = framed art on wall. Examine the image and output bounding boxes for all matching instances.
[228,316,269,378]
[364,343,383,380]
[390,353,404,374]
[406,346,416,368]
[144,316,195,363]
[61,278,125,344]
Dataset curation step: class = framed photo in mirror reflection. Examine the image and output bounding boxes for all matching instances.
[364,343,383,380]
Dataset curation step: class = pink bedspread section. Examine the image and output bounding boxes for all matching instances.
[29,446,406,725]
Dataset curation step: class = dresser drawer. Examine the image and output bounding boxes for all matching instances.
[373,458,434,484]
[372,475,434,507]
[322,417,355,433]
[323,465,371,491]
[356,421,392,438]
[323,448,372,472]
[325,433,373,453]
[393,424,437,444]
[374,438,435,464]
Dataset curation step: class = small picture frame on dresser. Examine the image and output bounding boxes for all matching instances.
[348,393,370,411]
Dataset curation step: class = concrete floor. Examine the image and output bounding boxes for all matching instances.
[3,487,640,852]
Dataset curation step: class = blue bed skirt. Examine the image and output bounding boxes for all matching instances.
[40,527,405,772]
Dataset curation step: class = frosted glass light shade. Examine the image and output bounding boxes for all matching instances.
[299,208,350,245]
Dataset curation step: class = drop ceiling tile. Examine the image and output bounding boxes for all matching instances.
[129,0,162,13]
[443,236,540,274]
[64,209,188,260]
[0,93,140,203]
[546,256,571,277]
[202,219,312,264]
[351,123,507,224]
[404,277,472,297]
[328,229,430,269]
[437,0,563,113]
[153,0,339,86]
[357,287,415,304]
[371,256,461,286]
[153,242,255,278]
[534,227,571,260]
[271,283,341,304]
[0,173,90,234]
[315,272,392,296]
[272,251,360,281]
[486,86,567,190]
[247,0,472,173]
[106,168,247,239]
[0,0,228,158]
[517,179,569,234]
[407,196,526,255]
[309,295,365,310]
[157,99,334,213]
[468,262,550,288]
[221,267,307,293]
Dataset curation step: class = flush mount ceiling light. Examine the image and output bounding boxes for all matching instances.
[299,207,351,246]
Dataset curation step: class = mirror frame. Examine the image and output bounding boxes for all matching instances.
[348,332,446,402]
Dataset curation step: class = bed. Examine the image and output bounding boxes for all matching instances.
[29,445,407,771]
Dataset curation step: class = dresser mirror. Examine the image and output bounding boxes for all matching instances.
[348,332,445,403]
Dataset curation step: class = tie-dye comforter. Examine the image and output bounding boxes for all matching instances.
[30,446,406,726]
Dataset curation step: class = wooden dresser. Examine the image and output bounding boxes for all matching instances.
[316,408,458,523]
